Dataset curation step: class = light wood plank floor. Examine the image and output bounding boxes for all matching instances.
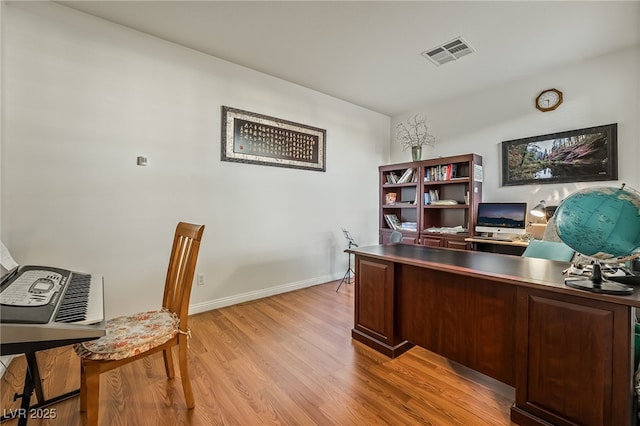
[1,281,516,425]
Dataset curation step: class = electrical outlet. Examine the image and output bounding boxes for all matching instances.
[196,273,205,286]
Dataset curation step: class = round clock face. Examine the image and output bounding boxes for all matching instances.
[536,89,563,112]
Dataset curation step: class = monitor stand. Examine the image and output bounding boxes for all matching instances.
[565,263,633,295]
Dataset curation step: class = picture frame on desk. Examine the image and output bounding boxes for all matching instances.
[501,123,617,186]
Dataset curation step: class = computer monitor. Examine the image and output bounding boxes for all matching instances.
[475,202,528,235]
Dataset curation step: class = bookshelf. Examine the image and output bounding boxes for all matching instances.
[379,154,483,249]
[380,161,420,243]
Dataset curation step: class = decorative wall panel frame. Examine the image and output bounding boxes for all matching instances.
[221,106,326,172]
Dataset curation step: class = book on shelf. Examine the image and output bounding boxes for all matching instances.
[397,168,414,184]
[430,199,459,206]
[449,164,458,179]
[441,164,449,180]
[383,214,401,230]
[398,222,417,232]
[423,225,467,234]
[429,189,440,202]
[387,172,400,184]
[383,215,417,232]
[424,163,460,181]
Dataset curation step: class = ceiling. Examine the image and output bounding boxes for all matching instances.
[57,1,640,117]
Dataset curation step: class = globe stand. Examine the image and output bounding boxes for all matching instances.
[565,262,633,295]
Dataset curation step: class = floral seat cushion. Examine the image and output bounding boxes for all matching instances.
[74,309,179,361]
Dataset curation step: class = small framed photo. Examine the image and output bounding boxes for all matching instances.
[385,193,397,205]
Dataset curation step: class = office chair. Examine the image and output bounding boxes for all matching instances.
[389,230,403,243]
[74,222,205,426]
[336,228,358,292]
[521,238,575,262]
[540,215,562,242]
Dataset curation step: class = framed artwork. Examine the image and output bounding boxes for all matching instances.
[221,106,326,172]
[501,123,618,186]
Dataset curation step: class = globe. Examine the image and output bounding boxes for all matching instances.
[555,185,640,260]
[554,185,640,294]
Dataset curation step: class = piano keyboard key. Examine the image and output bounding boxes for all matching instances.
[55,273,94,323]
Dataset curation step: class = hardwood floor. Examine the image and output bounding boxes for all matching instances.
[1,281,516,425]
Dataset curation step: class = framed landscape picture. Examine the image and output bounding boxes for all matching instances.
[501,123,618,186]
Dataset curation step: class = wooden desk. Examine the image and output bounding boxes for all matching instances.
[348,244,637,426]
[465,237,529,256]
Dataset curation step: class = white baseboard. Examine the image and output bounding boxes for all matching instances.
[189,273,343,315]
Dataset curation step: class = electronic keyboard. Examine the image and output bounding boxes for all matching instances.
[0,265,105,352]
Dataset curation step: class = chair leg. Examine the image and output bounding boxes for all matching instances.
[178,337,194,409]
[80,362,87,412]
[163,348,175,379]
[84,364,101,426]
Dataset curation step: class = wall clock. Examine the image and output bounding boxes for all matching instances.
[535,88,563,112]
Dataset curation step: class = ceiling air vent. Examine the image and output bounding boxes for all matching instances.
[421,37,474,66]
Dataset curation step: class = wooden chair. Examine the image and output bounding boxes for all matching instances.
[74,222,205,426]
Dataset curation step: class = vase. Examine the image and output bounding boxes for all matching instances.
[411,146,422,161]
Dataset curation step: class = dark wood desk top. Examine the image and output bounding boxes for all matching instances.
[348,244,640,308]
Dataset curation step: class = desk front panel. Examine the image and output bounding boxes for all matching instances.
[398,264,517,386]
[354,258,394,345]
[352,257,414,357]
[513,287,634,426]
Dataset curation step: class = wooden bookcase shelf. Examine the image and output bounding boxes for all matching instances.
[424,205,469,209]
[379,153,483,249]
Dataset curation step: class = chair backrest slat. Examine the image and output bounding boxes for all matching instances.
[162,222,205,325]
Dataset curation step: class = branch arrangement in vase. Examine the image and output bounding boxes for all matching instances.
[396,114,436,160]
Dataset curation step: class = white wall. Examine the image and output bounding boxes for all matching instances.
[391,45,640,212]
[0,2,390,318]
[0,0,11,382]
[3,2,638,323]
